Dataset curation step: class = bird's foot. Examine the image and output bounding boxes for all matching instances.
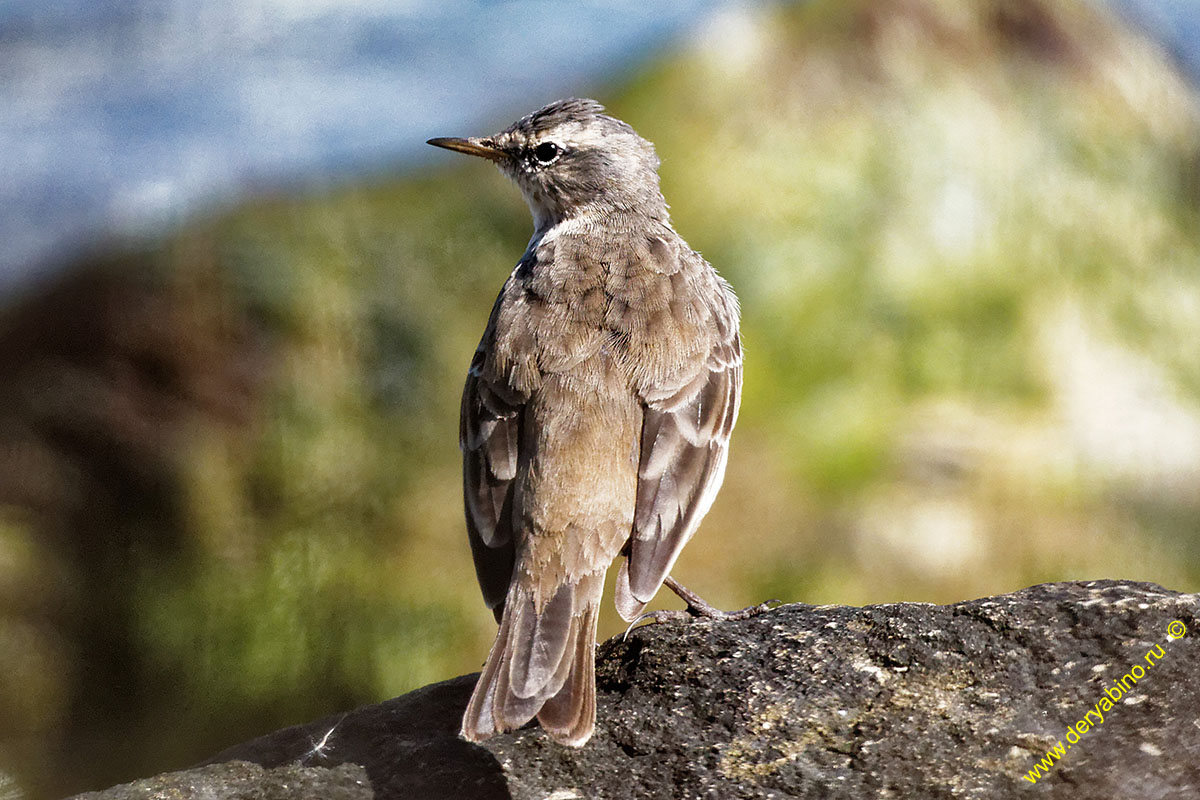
[622,577,780,639]
[663,575,780,620]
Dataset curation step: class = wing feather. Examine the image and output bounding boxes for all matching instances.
[461,291,527,619]
[620,288,742,620]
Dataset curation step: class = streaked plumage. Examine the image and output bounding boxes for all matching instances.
[429,98,741,746]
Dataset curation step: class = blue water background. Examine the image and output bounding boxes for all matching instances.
[0,0,1195,292]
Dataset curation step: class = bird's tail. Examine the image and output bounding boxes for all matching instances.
[461,571,602,747]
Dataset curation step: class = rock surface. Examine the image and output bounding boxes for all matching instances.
[70,761,372,800]
[73,581,1200,799]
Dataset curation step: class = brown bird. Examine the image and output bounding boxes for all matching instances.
[428,98,753,747]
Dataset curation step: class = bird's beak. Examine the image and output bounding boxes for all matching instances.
[426,136,506,163]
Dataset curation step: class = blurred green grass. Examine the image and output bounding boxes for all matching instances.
[3,0,1200,795]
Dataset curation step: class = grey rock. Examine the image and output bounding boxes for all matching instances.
[69,761,371,800]
[73,581,1200,799]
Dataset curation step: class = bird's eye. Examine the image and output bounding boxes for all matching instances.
[532,142,562,165]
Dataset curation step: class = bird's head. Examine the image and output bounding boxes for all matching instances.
[428,98,666,232]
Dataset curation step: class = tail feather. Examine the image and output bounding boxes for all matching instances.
[497,645,542,724]
[535,602,597,746]
[461,602,513,741]
[462,573,602,746]
[508,581,574,699]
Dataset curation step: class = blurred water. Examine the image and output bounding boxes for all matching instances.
[0,0,1196,294]
[0,0,733,290]
[1111,0,1200,77]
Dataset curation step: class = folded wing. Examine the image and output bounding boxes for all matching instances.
[616,296,742,621]
[460,296,526,621]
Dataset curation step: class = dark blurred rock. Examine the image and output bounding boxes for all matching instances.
[0,245,270,796]
[0,246,266,520]
[70,761,371,800]
[73,580,1200,799]
[205,675,511,800]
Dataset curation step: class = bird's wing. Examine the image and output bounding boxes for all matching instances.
[461,290,526,621]
[617,284,742,621]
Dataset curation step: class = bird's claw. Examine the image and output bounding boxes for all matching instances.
[622,611,662,641]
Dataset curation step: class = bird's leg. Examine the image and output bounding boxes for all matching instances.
[624,577,779,637]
